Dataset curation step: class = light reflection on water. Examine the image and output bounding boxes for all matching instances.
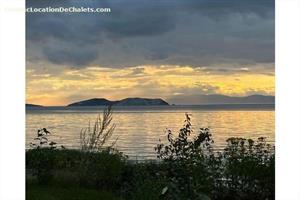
[26,106,274,159]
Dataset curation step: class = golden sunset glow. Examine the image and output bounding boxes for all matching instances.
[26,65,274,106]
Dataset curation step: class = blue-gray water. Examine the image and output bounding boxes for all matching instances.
[26,105,275,160]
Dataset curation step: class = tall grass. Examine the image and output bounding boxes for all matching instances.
[80,105,117,152]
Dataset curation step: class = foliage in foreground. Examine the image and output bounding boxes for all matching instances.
[155,114,274,200]
[26,112,274,200]
[26,183,122,200]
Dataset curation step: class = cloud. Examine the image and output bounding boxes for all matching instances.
[182,0,274,18]
[26,0,274,68]
[26,65,274,105]
[42,40,99,66]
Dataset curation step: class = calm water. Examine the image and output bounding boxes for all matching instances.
[26,105,275,159]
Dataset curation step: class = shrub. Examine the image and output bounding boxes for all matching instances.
[155,113,214,199]
[155,114,275,200]
[27,128,62,184]
[26,148,56,184]
[121,162,167,200]
[214,137,275,200]
[78,148,127,190]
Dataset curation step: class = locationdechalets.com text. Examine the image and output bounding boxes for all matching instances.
[26,6,111,13]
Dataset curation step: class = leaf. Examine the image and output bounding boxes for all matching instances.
[161,186,168,195]
[49,141,57,146]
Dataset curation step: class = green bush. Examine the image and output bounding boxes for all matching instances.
[27,148,127,190]
[27,127,64,184]
[26,148,56,184]
[155,114,215,199]
[155,114,275,200]
[78,148,127,190]
[120,162,168,200]
[213,137,275,200]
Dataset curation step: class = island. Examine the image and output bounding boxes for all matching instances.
[67,97,170,107]
[26,103,44,108]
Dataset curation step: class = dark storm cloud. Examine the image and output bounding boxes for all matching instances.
[26,0,274,68]
[182,0,274,17]
[43,44,99,66]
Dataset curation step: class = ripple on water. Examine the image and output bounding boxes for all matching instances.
[26,109,275,160]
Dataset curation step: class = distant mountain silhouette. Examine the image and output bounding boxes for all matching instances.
[168,94,275,105]
[27,95,275,107]
[115,98,169,106]
[67,97,169,107]
[26,103,43,108]
[67,98,113,107]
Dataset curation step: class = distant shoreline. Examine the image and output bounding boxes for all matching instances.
[26,104,275,112]
[26,94,275,108]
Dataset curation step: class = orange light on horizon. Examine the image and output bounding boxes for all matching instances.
[26,65,275,106]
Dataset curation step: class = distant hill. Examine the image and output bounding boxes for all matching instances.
[168,94,275,105]
[28,95,275,107]
[115,98,169,106]
[67,98,113,107]
[67,98,169,107]
[26,103,43,108]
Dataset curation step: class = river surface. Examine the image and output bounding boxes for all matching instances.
[26,105,275,160]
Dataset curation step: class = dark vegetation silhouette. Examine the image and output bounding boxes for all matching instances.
[27,128,65,184]
[154,114,274,200]
[80,105,117,152]
[26,107,275,200]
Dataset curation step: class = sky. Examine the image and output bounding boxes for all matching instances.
[26,0,275,106]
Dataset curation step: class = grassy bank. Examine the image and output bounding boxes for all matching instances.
[26,140,274,200]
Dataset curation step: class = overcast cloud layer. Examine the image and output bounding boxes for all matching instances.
[26,0,274,69]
